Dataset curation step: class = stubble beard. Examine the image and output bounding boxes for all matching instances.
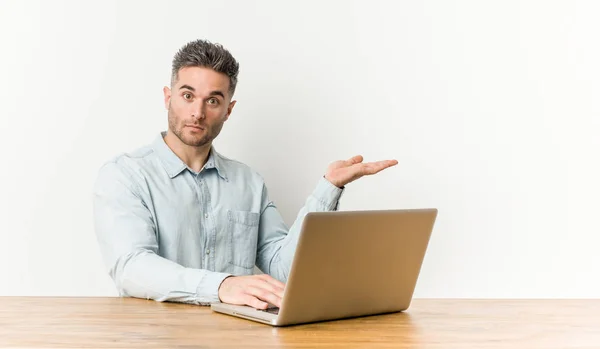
[168,107,213,147]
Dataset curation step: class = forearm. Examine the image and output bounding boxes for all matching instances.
[112,249,230,305]
[260,177,343,281]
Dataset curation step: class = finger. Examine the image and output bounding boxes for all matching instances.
[374,160,398,170]
[249,284,283,307]
[242,294,269,310]
[362,160,398,174]
[254,276,284,298]
[257,274,286,293]
[247,286,283,308]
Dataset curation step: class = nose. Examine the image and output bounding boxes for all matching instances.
[191,101,206,119]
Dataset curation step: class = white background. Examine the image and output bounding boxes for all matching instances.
[0,0,598,298]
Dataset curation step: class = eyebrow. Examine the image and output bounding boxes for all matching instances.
[179,85,225,99]
[179,84,195,91]
[208,91,225,99]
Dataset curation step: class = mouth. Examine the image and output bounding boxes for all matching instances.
[185,125,206,131]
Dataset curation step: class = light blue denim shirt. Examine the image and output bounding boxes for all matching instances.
[93,132,344,305]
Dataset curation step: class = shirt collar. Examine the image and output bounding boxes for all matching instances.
[205,146,228,181]
[152,132,228,181]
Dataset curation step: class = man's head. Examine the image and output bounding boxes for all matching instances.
[164,39,239,148]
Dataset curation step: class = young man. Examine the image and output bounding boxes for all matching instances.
[93,39,397,310]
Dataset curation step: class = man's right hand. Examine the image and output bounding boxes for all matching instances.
[217,274,285,309]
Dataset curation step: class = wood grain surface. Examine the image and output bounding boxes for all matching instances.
[0,297,598,348]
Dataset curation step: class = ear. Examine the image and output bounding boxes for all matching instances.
[163,86,171,110]
[225,100,237,121]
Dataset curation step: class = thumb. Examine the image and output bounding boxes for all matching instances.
[345,155,364,166]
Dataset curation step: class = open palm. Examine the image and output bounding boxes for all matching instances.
[325,155,398,188]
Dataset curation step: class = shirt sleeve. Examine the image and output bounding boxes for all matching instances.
[93,161,230,305]
[255,176,344,282]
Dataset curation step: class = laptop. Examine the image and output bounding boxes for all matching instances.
[211,208,438,326]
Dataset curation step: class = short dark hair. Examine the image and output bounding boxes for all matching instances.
[171,39,240,96]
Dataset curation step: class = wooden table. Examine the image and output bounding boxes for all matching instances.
[0,297,598,348]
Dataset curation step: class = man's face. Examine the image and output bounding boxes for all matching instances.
[163,66,236,147]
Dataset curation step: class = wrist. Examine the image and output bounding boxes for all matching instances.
[323,175,344,189]
[217,275,233,302]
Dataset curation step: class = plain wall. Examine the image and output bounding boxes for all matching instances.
[1,0,598,298]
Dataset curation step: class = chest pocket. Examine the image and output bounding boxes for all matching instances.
[227,210,260,269]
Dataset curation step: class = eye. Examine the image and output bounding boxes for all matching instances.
[183,92,193,100]
[207,98,219,105]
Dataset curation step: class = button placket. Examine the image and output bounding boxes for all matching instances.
[197,175,214,269]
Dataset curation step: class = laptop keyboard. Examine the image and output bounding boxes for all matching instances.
[261,307,280,315]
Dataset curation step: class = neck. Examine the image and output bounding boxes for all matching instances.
[163,131,211,173]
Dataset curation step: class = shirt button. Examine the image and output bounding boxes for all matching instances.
[204,213,209,219]
[206,249,210,255]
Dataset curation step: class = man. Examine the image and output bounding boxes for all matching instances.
[93,39,397,310]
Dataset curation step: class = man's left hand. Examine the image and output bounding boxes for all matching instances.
[324,155,398,188]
